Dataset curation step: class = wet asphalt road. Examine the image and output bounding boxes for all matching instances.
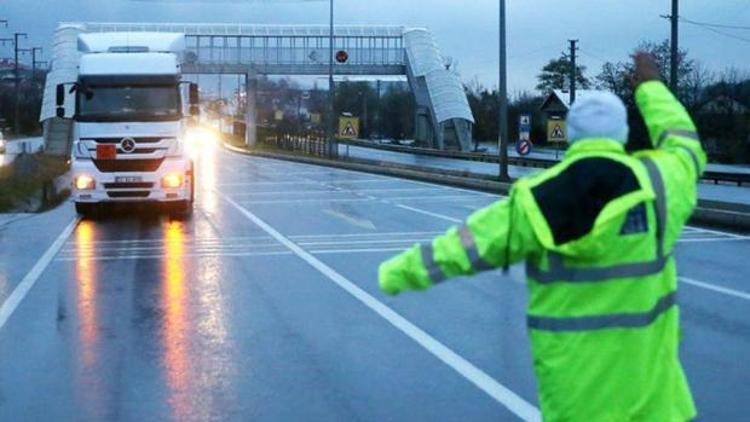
[0,142,749,421]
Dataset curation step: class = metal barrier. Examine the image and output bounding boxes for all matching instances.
[260,130,328,157]
[344,140,750,187]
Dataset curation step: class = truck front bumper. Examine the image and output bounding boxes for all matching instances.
[72,158,193,204]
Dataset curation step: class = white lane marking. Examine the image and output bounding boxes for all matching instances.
[62,242,281,254]
[685,225,750,240]
[65,235,274,246]
[289,230,444,239]
[679,276,750,301]
[395,204,463,224]
[298,238,433,247]
[0,217,80,331]
[678,237,749,243]
[217,190,540,421]
[381,195,487,202]
[311,247,415,254]
[240,198,374,205]
[228,190,352,196]
[55,250,293,262]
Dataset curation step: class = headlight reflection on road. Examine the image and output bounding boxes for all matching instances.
[162,220,190,420]
[75,221,98,369]
[73,220,107,419]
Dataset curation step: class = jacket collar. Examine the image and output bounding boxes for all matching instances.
[565,138,625,159]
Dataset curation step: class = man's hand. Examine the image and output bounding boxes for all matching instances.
[632,52,661,88]
[379,257,407,295]
[378,246,432,296]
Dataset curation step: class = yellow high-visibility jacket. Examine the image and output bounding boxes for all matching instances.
[379,80,705,421]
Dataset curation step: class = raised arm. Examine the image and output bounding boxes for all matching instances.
[378,189,541,295]
[633,53,707,180]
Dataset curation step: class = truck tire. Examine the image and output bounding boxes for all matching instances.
[75,202,97,217]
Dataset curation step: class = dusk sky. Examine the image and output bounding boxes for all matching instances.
[2,0,749,93]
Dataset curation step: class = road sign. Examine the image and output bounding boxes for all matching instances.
[516,139,532,156]
[519,113,531,141]
[547,120,567,143]
[519,114,531,127]
[338,116,360,140]
[336,50,349,64]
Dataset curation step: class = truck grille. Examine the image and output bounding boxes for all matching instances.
[107,191,151,198]
[92,158,164,173]
[86,137,163,144]
[103,182,155,189]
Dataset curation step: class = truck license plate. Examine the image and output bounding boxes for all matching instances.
[115,176,142,183]
[96,144,116,160]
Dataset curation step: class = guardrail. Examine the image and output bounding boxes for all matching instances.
[259,131,328,157]
[344,140,750,187]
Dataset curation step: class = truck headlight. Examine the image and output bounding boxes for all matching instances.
[75,175,96,190]
[161,173,183,188]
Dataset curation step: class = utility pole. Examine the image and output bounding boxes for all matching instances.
[19,47,42,82]
[568,39,579,105]
[669,0,679,91]
[13,32,28,136]
[498,0,510,181]
[327,0,337,157]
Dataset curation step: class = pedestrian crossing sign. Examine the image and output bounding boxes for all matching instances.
[338,116,360,140]
[547,120,567,143]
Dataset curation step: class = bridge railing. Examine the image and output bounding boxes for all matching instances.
[185,34,405,67]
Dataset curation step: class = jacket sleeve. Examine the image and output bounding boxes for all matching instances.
[634,80,707,181]
[378,189,542,295]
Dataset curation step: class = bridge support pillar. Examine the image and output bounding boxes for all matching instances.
[245,72,258,147]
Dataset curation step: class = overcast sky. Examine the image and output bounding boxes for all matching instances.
[2,0,749,93]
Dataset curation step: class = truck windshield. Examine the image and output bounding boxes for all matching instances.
[77,85,181,122]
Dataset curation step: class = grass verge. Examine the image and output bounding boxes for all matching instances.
[0,154,69,212]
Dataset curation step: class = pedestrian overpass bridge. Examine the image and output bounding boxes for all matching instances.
[41,23,475,155]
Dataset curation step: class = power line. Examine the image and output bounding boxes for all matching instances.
[680,17,750,31]
[680,17,750,44]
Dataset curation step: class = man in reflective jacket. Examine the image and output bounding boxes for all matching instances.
[378,53,703,421]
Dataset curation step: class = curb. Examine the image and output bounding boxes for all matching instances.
[224,143,750,231]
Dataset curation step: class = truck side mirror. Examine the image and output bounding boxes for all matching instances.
[56,84,66,118]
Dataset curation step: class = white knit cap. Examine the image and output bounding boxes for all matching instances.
[567,91,629,144]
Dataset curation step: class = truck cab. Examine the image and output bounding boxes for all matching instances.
[56,32,199,216]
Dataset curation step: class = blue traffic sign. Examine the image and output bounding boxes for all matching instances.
[516,139,532,156]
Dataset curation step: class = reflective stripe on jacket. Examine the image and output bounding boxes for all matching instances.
[378,81,706,421]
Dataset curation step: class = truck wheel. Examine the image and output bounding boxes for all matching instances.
[169,200,193,217]
[75,202,97,217]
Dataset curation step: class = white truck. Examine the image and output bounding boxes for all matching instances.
[55,32,199,216]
